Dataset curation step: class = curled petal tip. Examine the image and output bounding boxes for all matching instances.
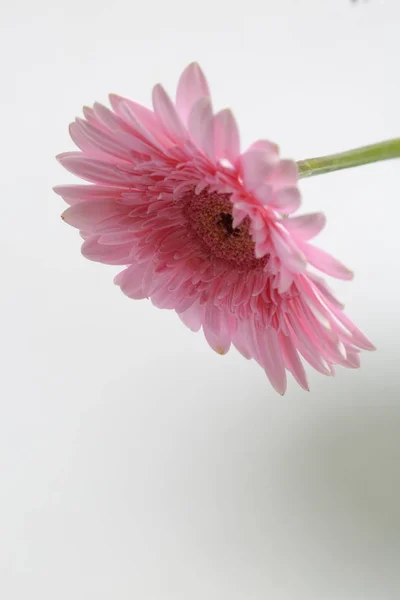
[344,269,354,281]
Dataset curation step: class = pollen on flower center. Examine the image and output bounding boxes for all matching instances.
[185,189,264,268]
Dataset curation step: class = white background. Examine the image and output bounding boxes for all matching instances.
[1,0,400,598]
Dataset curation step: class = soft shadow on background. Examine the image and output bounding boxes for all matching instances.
[3,349,398,599]
[1,0,400,598]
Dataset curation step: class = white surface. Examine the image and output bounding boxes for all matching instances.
[1,0,400,598]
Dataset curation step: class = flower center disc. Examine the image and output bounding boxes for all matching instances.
[186,190,260,268]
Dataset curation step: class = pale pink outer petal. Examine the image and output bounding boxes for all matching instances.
[269,226,307,273]
[254,324,287,395]
[108,94,167,151]
[307,272,344,309]
[114,264,148,299]
[269,187,301,214]
[285,315,333,376]
[178,303,203,332]
[232,330,252,360]
[82,237,133,264]
[105,98,171,146]
[213,109,240,164]
[281,213,326,241]
[299,243,354,280]
[69,119,134,161]
[253,184,274,205]
[239,148,278,191]
[69,121,107,159]
[313,293,376,351]
[82,105,107,129]
[53,185,123,206]
[57,153,134,186]
[203,321,232,355]
[278,266,294,294]
[187,97,215,160]
[296,275,375,351]
[152,84,187,140]
[344,350,361,368]
[98,231,137,245]
[91,102,125,132]
[279,332,309,391]
[247,140,280,155]
[268,159,298,190]
[62,199,125,230]
[176,62,211,125]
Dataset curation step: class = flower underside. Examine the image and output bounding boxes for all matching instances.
[55,62,375,394]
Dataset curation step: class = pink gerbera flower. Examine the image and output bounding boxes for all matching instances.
[54,62,374,394]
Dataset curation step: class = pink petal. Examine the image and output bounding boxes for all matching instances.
[322,296,376,350]
[91,109,161,156]
[151,286,178,309]
[270,187,301,213]
[296,275,373,351]
[343,349,361,368]
[82,106,108,130]
[95,214,133,234]
[57,153,133,186]
[120,100,156,129]
[98,231,137,245]
[152,84,187,140]
[92,102,125,132]
[300,243,354,280]
[255,325,287,395]
[175,292,198,314]
[114,264,148,299]
[232,328,252,360]
[270,226,307,273]
[278,266,294,294]
[70,119,133,161]
[82,236,133,264]
[203,314,232,355]
[239,148,278,191]
[53,185,122,206]
[62,199,125,230]
[213,109,240,164]
[279,333,309,391]
[281,212,326,240]
[286,317,332,375]
[254,239,270,259]
[109,94,165,151]
[178,303,203,332]
[187,97,215,160]
[239,319,260,362]
[104,98,171,146]
[268,159,298,190]
[176,62,211,125]
[307,272,344,309]
[231,204,248,229]
[251,270,267,297]
[247,140,279,156]
[69,121,106,158]
[254,184,274,205]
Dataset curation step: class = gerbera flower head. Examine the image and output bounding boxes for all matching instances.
[54,62,374,394]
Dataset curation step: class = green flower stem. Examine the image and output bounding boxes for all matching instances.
[296,138,400,178]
